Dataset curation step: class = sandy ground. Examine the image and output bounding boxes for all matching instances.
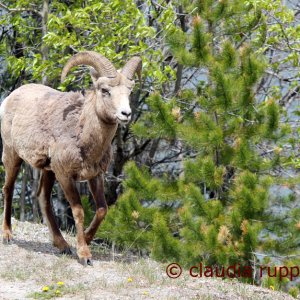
[0,218,295,300]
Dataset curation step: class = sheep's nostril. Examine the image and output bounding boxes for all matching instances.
[121,111,131,117]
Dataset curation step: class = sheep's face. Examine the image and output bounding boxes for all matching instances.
[92,73,134,125]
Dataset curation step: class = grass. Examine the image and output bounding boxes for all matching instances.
[28,282,66,299]
[0,267,28,281]
[27,281,88,299]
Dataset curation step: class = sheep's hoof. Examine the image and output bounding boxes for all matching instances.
[2,231,12,244]
[60,247,73,256]
[85,237,92,245]
[78,257,93,267]
[2,237,12,245]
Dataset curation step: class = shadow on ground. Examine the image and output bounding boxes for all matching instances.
[6,238,139,264]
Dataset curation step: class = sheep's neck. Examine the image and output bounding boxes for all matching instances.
[77,93,117,162]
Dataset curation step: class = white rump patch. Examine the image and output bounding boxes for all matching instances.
[0,98,8,119]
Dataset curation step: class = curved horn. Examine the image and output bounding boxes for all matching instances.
[61,51,117,82]
[121,56,142,81]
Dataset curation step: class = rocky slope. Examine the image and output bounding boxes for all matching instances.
[0,218,295,300]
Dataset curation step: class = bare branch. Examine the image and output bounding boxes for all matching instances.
[0,2,41,17]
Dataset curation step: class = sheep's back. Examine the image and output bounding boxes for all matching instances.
[1,84,84,168]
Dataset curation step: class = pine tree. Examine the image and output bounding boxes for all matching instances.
[97,0,298,291]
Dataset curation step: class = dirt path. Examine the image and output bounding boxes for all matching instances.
[0,218,294,300]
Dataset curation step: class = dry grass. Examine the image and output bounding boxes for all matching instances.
[0,217,295,300]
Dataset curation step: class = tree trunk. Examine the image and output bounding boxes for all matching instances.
[107,128,127,206]
[41,0,49,85]
[29,0,49,223]
[174,5,186,95]
[31,168,40,222]
[20,164,28,222]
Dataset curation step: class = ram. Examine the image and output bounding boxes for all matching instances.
[0,51,142,265]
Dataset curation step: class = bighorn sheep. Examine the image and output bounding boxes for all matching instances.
[1,51,142,265]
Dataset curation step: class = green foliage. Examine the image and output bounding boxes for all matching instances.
[1,0,171,90]
[219,40,237,69]
[264,99,280,136]
[240,46,265,86]
[289,286,299,298]
[29,282,67,299]
[211,65,233,109]
[81,196,93,228]
[97,188,157,251]
[192,17,211,64]
[131,93,178,139]
[151,212,181,262]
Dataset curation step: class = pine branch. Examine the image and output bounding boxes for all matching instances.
[174,64,183,95]
[150,0,197,16]
[145,139,160,166]
[129,139,151,158]
[0,2,42,17]
[152,149,187,167]
[174,5,187,95]
[251,251,300,260]
[182,68,201,88]
[280,86,300,106]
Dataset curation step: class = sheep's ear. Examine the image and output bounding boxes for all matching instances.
[90,67,100,87]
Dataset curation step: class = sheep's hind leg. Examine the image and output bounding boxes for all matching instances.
[56,176,92,266]
[85,173,107,245]
[2,147,22,243]
[38,170,72,255]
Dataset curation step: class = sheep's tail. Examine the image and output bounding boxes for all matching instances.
[0,97,8,119]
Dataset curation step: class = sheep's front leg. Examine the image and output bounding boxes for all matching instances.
[56,176,92,266]
[38,170,71,254]
[85,173,107,244]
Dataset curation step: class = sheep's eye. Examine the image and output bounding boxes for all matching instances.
[101,88,110,96]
